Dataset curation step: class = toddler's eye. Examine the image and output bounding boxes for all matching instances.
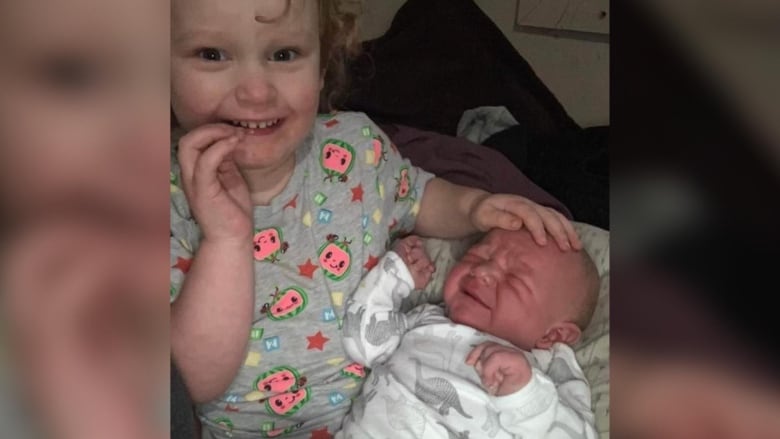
[270,48,298,62]
[197,48,226,62]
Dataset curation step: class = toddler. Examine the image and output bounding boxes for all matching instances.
[170,1,581,437]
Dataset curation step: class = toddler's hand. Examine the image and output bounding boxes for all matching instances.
[178,123,252,243]
[469,193,581,251]
[466,341,533,396]
[392,235,435,289]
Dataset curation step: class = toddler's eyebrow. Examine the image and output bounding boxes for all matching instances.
[173,29,231,45]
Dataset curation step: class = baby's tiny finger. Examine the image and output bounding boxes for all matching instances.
[466,343,488,365]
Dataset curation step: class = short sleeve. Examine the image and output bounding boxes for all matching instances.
[360,116,435,239]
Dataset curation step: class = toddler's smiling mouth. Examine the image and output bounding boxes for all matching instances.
[227,118,281,129]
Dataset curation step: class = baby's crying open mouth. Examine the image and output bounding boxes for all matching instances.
[464,288,489,309]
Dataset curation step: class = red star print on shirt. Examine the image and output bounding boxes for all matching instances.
[324,119,339,128]
[284,194,298,210]
[364,254,379,271]
[298,259,318,279]
[306,331,330,351]
[350,184,364,202]
[172,257,192,273]
[310,427,332,439]
[309,427,333,439]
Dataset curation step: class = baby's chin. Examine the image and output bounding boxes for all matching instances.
[445,301,486,331]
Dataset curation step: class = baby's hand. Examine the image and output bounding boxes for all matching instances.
[466,341,533,396]
[392,235,435,289]
[177,123,252,243]
[470,193,581,251]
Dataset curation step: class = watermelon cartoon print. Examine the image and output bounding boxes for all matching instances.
[260,286,308,321]
[264,387,311,417]
[320,139,355,182]
[370,135,388,168]
[260,422,304,438]
[395,166,412,202]
[318,234,352,281]
[253,227,288,262]
[254,366,307,394]
[340,362,366,381]
[213,417,234,433]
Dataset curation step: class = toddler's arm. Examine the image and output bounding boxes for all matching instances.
[415,178,580,250]
[171,125,255,403]
[171,238,254,403]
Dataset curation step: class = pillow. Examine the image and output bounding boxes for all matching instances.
[408,222,610,439]
[345,0,581,144]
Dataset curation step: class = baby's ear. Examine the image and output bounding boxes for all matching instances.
[535,323,581,349]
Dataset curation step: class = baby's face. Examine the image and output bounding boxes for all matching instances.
[171,0,323,172]
[443,229,583,350]
[0,0,169,226]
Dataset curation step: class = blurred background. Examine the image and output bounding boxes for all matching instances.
[1,0,778,437]
[611,0,780,437]
[0,0,169,438]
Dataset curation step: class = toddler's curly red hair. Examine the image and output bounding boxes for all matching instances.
[318,0,362,112]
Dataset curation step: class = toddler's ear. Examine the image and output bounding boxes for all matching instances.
[535,323,581,349]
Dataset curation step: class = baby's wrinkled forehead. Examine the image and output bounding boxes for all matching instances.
[479,228,537,250]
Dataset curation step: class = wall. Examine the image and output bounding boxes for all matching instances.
[359,0,610,127]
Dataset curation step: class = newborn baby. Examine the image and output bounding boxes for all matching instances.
[338,228,600,438]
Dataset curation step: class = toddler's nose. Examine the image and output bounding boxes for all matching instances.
[236,76,277,105]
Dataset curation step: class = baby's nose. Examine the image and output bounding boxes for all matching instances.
[471,264,496,287]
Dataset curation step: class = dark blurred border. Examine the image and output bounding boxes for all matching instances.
[613,0,780,363]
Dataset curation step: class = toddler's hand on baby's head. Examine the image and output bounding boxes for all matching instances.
[469,193,581,251]
[466,341,532,396]
[392,235,435,290]
[178,124,252,243]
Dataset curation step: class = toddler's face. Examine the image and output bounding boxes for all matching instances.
[171,0,323,172]
[0,0,169,227]
[443,229,584,350]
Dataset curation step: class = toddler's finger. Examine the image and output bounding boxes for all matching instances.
[192,136,241,192]
[556,211,582,250]
[522,211,548,246]
[177,124,237,188]
[539,208,571,251]
[495,210,523,232]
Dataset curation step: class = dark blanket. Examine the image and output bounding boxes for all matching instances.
[483,125,609,229]
[171,361,197,439]
[346,0,581,146]
[381,123,573,219]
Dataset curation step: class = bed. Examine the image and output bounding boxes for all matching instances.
[343,0,610,436]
